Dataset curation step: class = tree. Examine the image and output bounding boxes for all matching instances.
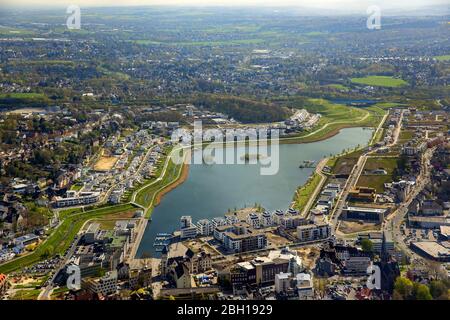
[415,284,432,300]
[426,261,447,280]
[361,238,374,252]
[394,277,413,299]
[429,280,448,300]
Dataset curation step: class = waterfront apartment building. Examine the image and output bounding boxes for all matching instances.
[212,217,228,229]
[180,216,193,229]
[180,216,198,239]
[180,226,198,239]
[261,211,273,227]
[197,219,213,236]
[296,222,331,242]
[54,191,101,208]
[279,215,308,229]
[219,223,267,253]
[214,225,234,242]
[247,212,261,229]
[223,231,267,253]
[272,210,285,225]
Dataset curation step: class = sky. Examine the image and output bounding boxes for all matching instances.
[1,0,449,10]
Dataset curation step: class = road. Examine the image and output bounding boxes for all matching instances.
[330,110,403,232]
[384,147,434,262]
[368,112,389,145]
[301,157,328,217]
[38,234,80,300]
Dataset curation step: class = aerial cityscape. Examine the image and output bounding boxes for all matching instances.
[0,1,449,304]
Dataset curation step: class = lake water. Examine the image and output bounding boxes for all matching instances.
[136,127,373,257]
[330,99,378,106]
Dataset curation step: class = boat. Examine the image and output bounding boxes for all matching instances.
[153,233,173,248]
[157,233,172,237]
[299,160,316,168]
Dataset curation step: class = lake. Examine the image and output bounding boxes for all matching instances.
[136,127,373,257]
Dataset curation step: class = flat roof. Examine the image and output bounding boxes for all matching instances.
[409,216,449,223]
[345,206,386,213]
[440,226,450,237]
[411,241,450,259]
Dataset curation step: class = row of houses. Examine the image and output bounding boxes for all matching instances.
[310,183,342,216]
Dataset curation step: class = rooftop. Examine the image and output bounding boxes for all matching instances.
[411,241,450,259]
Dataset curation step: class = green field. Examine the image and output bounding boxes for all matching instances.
[363,157,398,173]
[326,84,349,91]
[351,76,408,88]
[9,289,41,300]
[281,99,384,144]
[356,175,392,194]
[0,93,46,99]
[357,156,398,193]
[292,172,322,211]
[435,55,450,61]
[374,102,407,109]
[0,27,35,36]
[331,149,364,175]
[398,130,415,143]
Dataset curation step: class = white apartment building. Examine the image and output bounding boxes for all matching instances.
[247,213,261,229]
[296,222,331,242]
[261,211,273,227]
[197,219,213,236]
[275,272,292,293]
[54,191,101,208]
[83,270,118,296]
[296,273,314,299]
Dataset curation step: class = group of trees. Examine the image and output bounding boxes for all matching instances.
[191,94,290,123]
[393,276,449,300]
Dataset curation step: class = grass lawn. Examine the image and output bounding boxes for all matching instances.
[325,84,349,91]
[372,128,384,144]
[87,210,137,230]
[292,172,322,211]
[331,149,364,175]
[363,156,398,173]
[356,175,392,193]
[398,129,415,143]
[351,76,408,88]
[70,184,83,191]
[283,99,378,143]
[374,102,407,109]
[357,156,398,193]
[0,92,46,99]
[10,289,41,300]
[435,55,450,61]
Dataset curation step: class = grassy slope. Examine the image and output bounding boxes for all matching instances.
[350,76,408,88]
[292,172,322,211]
[282,99,384,144]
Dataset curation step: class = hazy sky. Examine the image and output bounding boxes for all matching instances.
[2,0,449,10]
